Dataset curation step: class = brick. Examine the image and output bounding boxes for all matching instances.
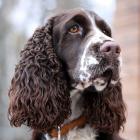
[113,0,140,139]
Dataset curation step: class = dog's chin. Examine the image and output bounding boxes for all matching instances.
[73,69,118,92]
[91,69,113,92]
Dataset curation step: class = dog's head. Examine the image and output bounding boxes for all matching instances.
[53,9,121,92]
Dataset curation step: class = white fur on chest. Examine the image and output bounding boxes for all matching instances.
[66,125,96,140]
[45,126,97,140]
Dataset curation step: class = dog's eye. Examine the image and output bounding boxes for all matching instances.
[102,29,111,37]
[103,30,106,34]
[68,24,80,34]
[102,30,108,35]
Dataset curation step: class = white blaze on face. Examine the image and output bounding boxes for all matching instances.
[79,38,99,82]
[79,13,114,83]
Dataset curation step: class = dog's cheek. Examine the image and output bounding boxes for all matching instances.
[118,56,122,70]
[117,56,122,80]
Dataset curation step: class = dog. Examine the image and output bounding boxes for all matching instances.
[8,8,126,140]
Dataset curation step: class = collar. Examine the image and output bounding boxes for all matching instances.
[49,115,86,138]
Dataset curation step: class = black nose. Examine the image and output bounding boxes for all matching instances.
[100,41,121,57]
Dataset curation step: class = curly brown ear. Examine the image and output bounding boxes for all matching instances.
[83,82,126,133]
[8,18,71,132]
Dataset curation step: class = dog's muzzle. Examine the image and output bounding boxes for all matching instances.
[74,41,121,91]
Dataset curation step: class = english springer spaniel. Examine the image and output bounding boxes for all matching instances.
[8,8,126,140]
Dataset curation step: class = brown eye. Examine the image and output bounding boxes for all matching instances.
[102,28,111,37]
[103,30,107,34]
[68,24,80,33]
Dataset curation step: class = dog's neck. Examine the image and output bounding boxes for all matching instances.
[44,82,125,139]
[44,89,86,139]
[66,89,83,123]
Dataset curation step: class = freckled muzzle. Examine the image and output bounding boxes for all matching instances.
[75,66,114,91]
[74,41,121,91]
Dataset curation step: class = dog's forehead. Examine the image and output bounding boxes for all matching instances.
[53,9,111,34]
[53,9,98,26]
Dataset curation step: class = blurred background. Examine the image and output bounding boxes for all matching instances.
[0,0,139,140]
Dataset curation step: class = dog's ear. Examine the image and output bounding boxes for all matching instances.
[8,17,71,132]
[83,82,126,133]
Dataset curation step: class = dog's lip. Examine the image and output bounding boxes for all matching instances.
[71,69,113,90]
[88,68,113,91]
[92,68,113,83]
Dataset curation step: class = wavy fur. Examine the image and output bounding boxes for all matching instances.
[8,17,71,132]
[8,9,126,140]
[83,82,126,133]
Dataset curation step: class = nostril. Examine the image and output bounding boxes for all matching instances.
[105,46,111,53]
[100,42,121,56]
[100,45,111,53]
[116,46,121,54]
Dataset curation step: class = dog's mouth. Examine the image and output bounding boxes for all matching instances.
[91,68,113,91]
[73,68,114,91]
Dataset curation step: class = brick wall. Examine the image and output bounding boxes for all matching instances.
[113,0,140,139]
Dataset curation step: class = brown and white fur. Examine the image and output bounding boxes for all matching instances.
[8,8,126,140]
